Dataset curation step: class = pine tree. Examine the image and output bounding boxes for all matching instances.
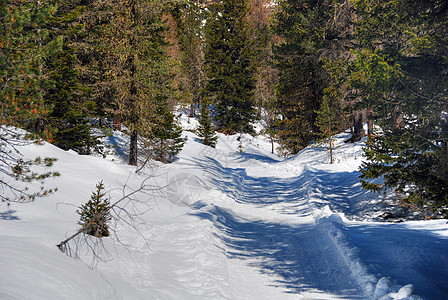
[353,0,448,216]
[197,97,218,148]
[86,0,178,166]
[173,0,208,117]
[0,0,61,134]
[204,0,257,134]
[43,0,99,154]
[146,104,185,163]
[315,89,342,164]
[75,0,115,119]
[272,0,354,156]
[0,1,61,203]
[248,0,277,119]
[246,0,278,153]
[77,181,111,238]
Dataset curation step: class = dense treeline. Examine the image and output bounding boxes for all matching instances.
[354,0,448,217]
[273,0,448,216]
[1,0,447,215]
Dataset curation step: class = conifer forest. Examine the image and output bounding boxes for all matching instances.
[1,1,448,299]
[2,0,446,216]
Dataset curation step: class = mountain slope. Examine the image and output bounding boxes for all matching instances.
[1,125,447,299]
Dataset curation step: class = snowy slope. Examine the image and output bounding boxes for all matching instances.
[1,120,447,300]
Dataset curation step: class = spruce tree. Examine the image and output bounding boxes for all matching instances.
[77,181,111,238]
[272,0,354,156]
[75,0,116,119]
[173,0,208,117]
[204,0,257,134]
[315,90,342,164]
[146,104,185,163]
[197,97,218,148]
[247,0,278,153]
[87,0,178,166]
[0,0,61,135]
[353,0,448,216]
[248,0,277,119]
[43,0,99,155]
[0,1,61,203]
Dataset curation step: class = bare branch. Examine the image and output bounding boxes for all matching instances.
[57,174,163,267]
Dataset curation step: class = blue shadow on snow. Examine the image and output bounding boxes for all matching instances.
[0,209,20,221]
[192,205,365,298]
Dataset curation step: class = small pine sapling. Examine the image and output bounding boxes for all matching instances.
[149,108,186,163]
[237,133,244,153]
[77,181,111,238]
[197,98,218,147]
[315,91,341,164]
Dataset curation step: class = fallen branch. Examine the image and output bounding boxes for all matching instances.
[57,176,160,260]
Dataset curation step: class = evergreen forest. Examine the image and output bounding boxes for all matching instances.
[1,0,447,216]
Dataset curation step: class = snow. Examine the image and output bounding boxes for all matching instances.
[1,117,447,300]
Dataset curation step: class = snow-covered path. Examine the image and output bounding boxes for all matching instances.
[151,131,448,299]
[1,128,448,299]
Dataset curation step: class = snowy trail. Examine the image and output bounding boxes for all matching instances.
[175,154,366,298]
[164,133,448,299]
[2,128,448,299]
[192,205,365,298]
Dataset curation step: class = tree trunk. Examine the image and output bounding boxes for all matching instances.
[345,110,365,143]
[395,112,403,129]
[189,102,196,118]
[353,110,365,141]
[349,114,354,136]
[127,0,139,167]
[128,130,138,166]
[367,107,373,139]
[330,141,334,164]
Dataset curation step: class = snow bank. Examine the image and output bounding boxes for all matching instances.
[317,215,423,300]
[0,237,120,299]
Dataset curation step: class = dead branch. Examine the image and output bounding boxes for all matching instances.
[57,175,162,266]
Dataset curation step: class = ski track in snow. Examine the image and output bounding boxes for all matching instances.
[181,157,368,299]
[1,125,447,299]
[162,131,447,299]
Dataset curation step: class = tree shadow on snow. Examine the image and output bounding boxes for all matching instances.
[106,133,129,162]
[191,204,365,298]
[192,203,448,299]
[186,157,447,298]
[186,156,386,220]
[0,209,20,220]
[346,222,448,300]
[232,152,281,164]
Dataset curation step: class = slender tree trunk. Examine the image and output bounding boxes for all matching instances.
[129,130,138,166]
[395,112,403,129]
[330,141,333,164]
[128,1,138,166]
[353,110,365,140]
[367,107,373,139]
[349,113,354,136]
[189,103,195,118]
